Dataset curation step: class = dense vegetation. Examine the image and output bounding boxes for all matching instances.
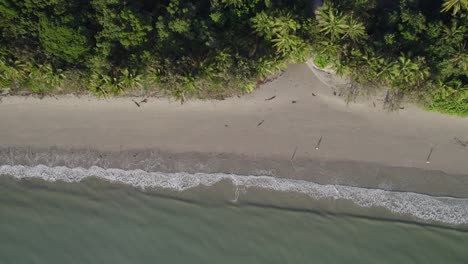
[0,0,466,115]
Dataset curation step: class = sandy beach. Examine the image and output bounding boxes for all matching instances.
[0,63,467,197]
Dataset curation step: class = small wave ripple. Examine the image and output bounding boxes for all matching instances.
[1,164,468,225]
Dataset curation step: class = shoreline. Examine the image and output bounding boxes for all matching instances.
[0,63,467,201]
[2,162,468,226]
[1,146,467,198]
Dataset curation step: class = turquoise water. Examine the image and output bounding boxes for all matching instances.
[1,176,468,264]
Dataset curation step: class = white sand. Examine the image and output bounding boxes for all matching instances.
[0,63,467,175]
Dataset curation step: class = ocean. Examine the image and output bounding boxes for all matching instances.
[1,165,468,263]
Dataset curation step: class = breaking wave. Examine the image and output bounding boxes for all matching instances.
[1,164,468,225]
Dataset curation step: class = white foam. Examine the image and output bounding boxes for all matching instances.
[1,164,468,225]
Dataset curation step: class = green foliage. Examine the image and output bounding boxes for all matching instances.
[316,3,366,43]
[316,4,349,41]
[38,17,90,64]
[441,0,468,15]
[0,0,19,39]
[313,54,330,69]
[429,99,468,116]
[118,69,143,91]
[87,72,112,97]
[241,80,256,93]
[312,0,467,116]
[425,80,468,116]
[386,55,429,89]
[91,0,152,54]
[27,63,63,93]
[0,0,466,115]
[87,68,143,97]
[252,11,310,62]
[0,58,63,94]
[0,59,29,88]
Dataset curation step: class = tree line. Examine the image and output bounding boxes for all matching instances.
[0,0,466,115]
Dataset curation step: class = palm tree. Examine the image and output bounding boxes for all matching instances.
[448,43,468,72]
[117,68,143,92]
[441,0,468,15]
[252,11,303,58]
[315,4,366,61]
[251,12,273,40]
[27,64,63,94]
[271,13,299,37]
[389,55,429,88]
[272,34,301,55]
[375,58,395,82]
[0,59,29,88]
[437,80,467,100]
[316,4,348,41]
[317,40,341,61]
[88,72,111,97]
[442,21,465,43]
[343,16,366,43]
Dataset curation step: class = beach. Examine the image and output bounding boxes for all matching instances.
[1,63,467,194]
[1,0,467,260]
[1,63,468,262]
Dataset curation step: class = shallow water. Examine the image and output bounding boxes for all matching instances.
[1,172,468,263]
[2,165,468,225]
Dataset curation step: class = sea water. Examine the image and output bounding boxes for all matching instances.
[1,165,468,263]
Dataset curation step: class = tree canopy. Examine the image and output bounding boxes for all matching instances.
[0,0,466,115]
